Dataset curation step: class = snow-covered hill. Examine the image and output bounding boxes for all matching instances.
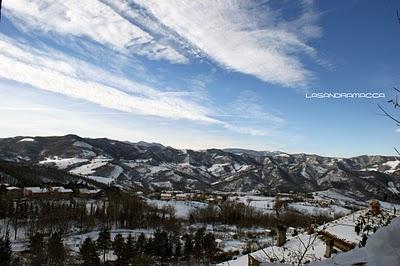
[0,135,399,200]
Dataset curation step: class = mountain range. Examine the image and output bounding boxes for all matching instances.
[0,135,399,201]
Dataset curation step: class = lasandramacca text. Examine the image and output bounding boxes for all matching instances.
[306,92,385,99]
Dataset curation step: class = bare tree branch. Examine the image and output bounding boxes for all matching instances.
[397,9,400,24]
[296,233,318,266]
[377,104,400,125]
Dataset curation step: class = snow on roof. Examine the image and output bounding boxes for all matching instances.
[24,186,72,193]
[24,187,47,193]
[18,138,35,142]
[78,188,100,194]
[6,186,21,190]
[51,186,73,193]
[310,216,400,266]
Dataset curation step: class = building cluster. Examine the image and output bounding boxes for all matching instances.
[152,190,226,203]
[0,183,100,199]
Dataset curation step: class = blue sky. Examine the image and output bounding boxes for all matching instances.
[0,0,399,157]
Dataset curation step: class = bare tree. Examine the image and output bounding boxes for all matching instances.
[251,231,318,265]
[378,87,400,156]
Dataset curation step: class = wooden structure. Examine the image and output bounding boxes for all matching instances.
[319,230,357,258]
[369,200,381,215]
[324,239,334,258]
[248,254,261,266]
[276,225,287,246]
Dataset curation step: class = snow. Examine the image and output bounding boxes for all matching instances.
[387,181,400,194]
[311,216,400,266]
[208,163,232,175]
[288,202,351,216]
[219,208,398,266]
[78,188,100,194]
[51,186,73,193]
[109,165,123,179]
[223,240,245,252]
[312,189,368,208]
[24,187,47,193]
[61,229,155,261]
[39,157,89,169]
[18,138,34,142]
[69,158,112,175]
[360,175,375,179]
[24,186,72,193]
[135,158,152,163]
[149,165,170,174]
[277,153,290,157]
[229,195,350,217]
[150,181,173,189]
[81,149,96,158]
[147,199,207,219]
[86,175,114,185]
[6,186,21,190]
[72,141,93,149]
[383,160,400,173]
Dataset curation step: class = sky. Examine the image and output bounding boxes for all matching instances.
[0,0,399,157]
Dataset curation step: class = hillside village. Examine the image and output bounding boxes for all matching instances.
[1,181,399,265]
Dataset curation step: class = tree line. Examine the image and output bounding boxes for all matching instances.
[2,226,219,265]
[189,200,333,228]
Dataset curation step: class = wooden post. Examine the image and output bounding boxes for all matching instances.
[248,254,261,266]
[324,239,334,258]
[276,225,286,246]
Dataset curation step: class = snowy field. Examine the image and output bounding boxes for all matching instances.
[146,199,207,218]
[229,194,352,217]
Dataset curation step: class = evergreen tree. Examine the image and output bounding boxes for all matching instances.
[29,233,46,266]
[203,232,217,258]
[96,227,112,263]
[122,233,135,262]
[135,233,146,254]
[113,233,125,264]
[153,230,172,261]
[144,237,154,255]
[79,237,100,266]
[0,232,12,266]
[183,234,193,257]
[47,233,66,266]
[172,234,182,259]
[194,228,205,257]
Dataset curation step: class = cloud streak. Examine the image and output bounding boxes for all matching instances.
[132,0,321,87]
[0,0,314,139]
[0,35,219,123]
[4,0,321,87]
[4,0,188,63]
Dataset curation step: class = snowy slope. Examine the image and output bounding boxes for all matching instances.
[219,208,398,266]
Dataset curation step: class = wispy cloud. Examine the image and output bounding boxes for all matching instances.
[132,0,321,87]
[5,0,322,87]
[217,90,285,136]
[0,0,314,141]
[0,35,219,123]
[3,0,188,64]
